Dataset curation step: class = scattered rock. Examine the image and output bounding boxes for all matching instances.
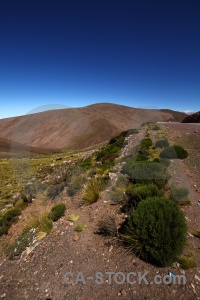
[121,290,127,297]
[73,234,80,241]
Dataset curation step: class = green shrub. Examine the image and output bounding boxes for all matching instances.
[177,253,196,269]
[121,197,187,266]
[0,207,21,236]
[49,203,66,222]
[115,175,129,188]
[80,157,93,169]
[160,145,188,159]
[122,160,170,189]
[46,182,65,199]
[126,129,139,135]
[98,216,117,237]
[126,183,163,203]
[67,214,80,222]
[140,138,153,150]
[170,186,189,201]
[74,224,86,232]
[110,187,128,205]
[20,193,28,202]
[134,153,148,161]
[159,158,171,167]
[155,139,169,148]
[152,125,160,130]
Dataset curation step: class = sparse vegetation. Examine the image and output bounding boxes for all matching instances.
[67,174,87,196]
[160,145,188,159]
[177,253,196,269]
[170,186,189,201]
[3,227,36,260]
[67,214,80,222]
[74,224,86,232]
[122,160,170,189]
[140,138,153,150]
[98,216,117,237]
[152,124,160,130]
[155,139,169,148]
[49,203,66,222]
[82,180,100,205]
[126,183,163,204]
[28,213,53,234]
[0,207,21,236]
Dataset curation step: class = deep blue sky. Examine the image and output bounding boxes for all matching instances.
[0,0,199,119]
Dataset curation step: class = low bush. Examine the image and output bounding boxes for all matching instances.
[121,197,187,266]
[155,139,169,148]
[140,138,153,150]
[177,253,196,269]
[170,186,189,201]
[159,158,171,167]
[160,145,188,159]
[67,214,80,222]
[110,187,128,205]
[152,124,160,130]
[74,224,86,232]
[26,213,53,234]
[80,157,93,169]
[134,153,148,161]
[126,183,163,204]
[115,175,129,188]
[0,207,21,236]
[49,203,66,222]
[122,160,170,189]
[46,182,65,199]
[98,216,117,237]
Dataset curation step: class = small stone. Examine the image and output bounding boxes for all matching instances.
[73,234,79,241]
[121,290,127,297]
[194,275,200,282]
[108,245,113,253]
[0,294,6,299]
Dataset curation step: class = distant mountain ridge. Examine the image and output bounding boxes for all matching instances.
[182,111,200,123]
[0,103,186,150]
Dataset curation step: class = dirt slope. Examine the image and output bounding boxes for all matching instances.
[0,137,60,158]
[0,103,186,150]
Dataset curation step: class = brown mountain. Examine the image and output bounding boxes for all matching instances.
[182,111,200,123]
[0,103,186,150]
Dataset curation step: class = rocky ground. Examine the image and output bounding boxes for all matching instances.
[0,124,200,300]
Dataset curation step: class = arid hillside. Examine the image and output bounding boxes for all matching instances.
[182,111,200,123]
[0,137,60,158]
[0,103,186,150]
